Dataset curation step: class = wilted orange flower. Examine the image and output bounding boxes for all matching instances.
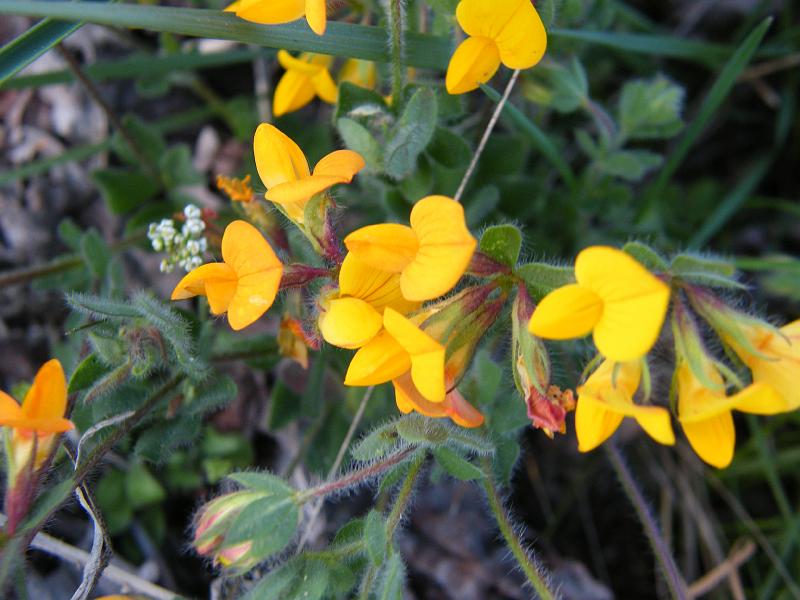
[171,220,283,330]
[254,124,365,224]
[216,174,254,203]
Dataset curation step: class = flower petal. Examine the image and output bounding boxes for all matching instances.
[682,412,735,468]
[577,246,670,362]
[0,391,23,423]
[319,297,383,349]
[304,0,326,34]
[264,177,335,222]
[232,0,305,24]
[312,67,338,103]
[339,253,418,314]
[344,223,419,273]
[313,150,365,182]
[273,70,316,117]
[456,0,525,41]
[493,0,547,69]
[393,373,483,427]
[344,330,411,386]
[338,59,377,89]
[528,283,602,340]
[730,382,788,415]
[443,388,485,428]
[401,195,477,301]
[575,394,624,452]
[445,36,501,95]
[254,123,310,188]
[631,406,675,446]
[171,263,238,315]
[21,359,67,423]
[384,308,445,402]
[222,221,283,330]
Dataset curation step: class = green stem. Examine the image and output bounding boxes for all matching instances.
[480,457,557,600]
[387,0,405,100]
[384,451,424,542]
[605,445,688,600]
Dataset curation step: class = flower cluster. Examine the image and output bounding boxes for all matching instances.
[147,205,209,273]
[526,246,799,468]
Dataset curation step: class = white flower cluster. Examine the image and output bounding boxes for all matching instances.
[147,204,208,273]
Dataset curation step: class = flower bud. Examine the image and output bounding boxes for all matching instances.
[278,315,317,370]
[512,284,573,437]
[193,490,263,566]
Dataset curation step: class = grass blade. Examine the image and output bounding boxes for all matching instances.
[646,18,772,202]
[0,20,83,85]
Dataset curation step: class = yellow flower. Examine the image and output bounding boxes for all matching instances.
[575,360,674,452]
[254,123,365,224]
[344,195,476,302]
[171,220,283,330]
[318,253,419,349]
[344,308,484,427]
[225,0,327,36]
[273,51,337,117]
[529,246,670,362]
[338,59,378,90]
[446,0,547,94]
[0,359,74,474]
[726,319,800,410]
[677,361,786,469]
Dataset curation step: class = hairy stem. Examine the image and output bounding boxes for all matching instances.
[387,0,405,101]
[384,451,425,542]
[297,446,416,503]
[480,456,557,600]
[606,444,689,600]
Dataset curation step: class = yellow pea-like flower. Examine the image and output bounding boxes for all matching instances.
[343,308,484,427]
[0,359,74,473]
[725,319,800,410]
[575,360,674,452]
[225,0,327,36]
[273,51,338,117]
[344,195,477,302]
[318,253,419,349]
[254,123,364,224]
[171,220,283,331]
[446,0,547,95]
[529,246,670,362]
[677,361,786,469]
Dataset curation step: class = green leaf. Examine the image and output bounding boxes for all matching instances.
[68,353,110,394]
[0,16,84,86]
[183,375,237,416]
[335,81,387,121]
[619,76,685,140]
[351,422,402,461]
[111,115,166,166]
[377,551,406,600]
[79,229,111,279]
[464,185,499,228]
[125,463,166,509]
[515,262,575,301]
[433,447,484,481]
[223,493,299,558]
[337,117,383,173]
[479,224,522,267]
[57,218,84,251]
[135,417,202,463]
[427,127,471,169]
[648,18,772,198]
[267,380,302,430]
[241,557,329,600]
[594,149,663,182]
[384,87,438,180]
[396,414,447,445]
[228,471,295,495]
[547,57,589,114]
[622,241,669,272]
[67,291,140,320]
[670,253,743,288]
[159,144,203,188]
[95,469,133,535]
[364,509,387,566]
